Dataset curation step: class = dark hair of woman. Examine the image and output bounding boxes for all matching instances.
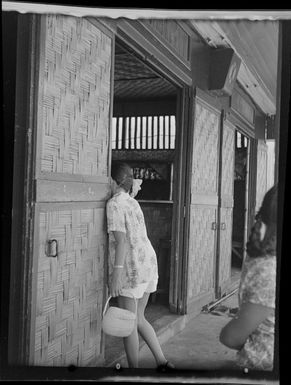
[246,184,277,258]
[111,162,134,193]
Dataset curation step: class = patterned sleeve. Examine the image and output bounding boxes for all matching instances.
[106,200,126,233]
[240,258,276,308]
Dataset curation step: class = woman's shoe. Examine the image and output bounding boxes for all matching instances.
[157,361,176,373]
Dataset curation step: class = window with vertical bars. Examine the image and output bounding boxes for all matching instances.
[236,131,248,148]
[112,115,176,150]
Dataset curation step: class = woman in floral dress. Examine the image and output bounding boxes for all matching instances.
[220,185,277,370]
[106,162,174,371]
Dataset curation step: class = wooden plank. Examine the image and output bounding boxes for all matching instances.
[35,180,111,203]
[117,19,192,86]
[215,111,224,298]
[231,86,255,126]
[141,20,191,67]
[113,99,176,117]
[112,149,175,162]
[29,202,41,364]
[191,194,219,206]
[86,17,116,38]
[221,196,234,209]
[196,91,222,115]
[37,172,109,184]
[34,14,47,179]
[37,201,106,212]
[8,13,38,366]
[168,87,190,314]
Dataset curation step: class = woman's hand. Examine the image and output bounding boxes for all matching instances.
[109,268,123,297]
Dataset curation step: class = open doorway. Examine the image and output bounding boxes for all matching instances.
[111,41,180,309]
[231,130,249,282]
[105,40,180,365]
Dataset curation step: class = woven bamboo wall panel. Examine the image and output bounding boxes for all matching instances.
[187,206,216,299]
[221,123,235,198]
[256,140,268,212]
[218,207,232,286]
[191,102,219,195]
[34,207,106,366]
[40,15,111,176]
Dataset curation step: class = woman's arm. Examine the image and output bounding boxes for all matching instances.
[219,302,274,350]
[109,231,126,297]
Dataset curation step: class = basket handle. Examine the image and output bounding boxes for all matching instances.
[102,293,137,317]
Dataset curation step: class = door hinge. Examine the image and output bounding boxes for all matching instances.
[183,206,186,218]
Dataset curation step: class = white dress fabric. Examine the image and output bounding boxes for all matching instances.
[237,255,276,370]
[106,191,158,298]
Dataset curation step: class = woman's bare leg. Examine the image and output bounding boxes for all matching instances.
[137,292,167,366]
[117,295,139,368]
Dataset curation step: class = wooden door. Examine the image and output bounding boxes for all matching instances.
[183,94,220,314]
[255,140,268,212]
[24,15,113,366]
[216,119,235,296]
[169,87,191,314]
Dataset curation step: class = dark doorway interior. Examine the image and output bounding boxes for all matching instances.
[1,11,18,369]
[105,39,180,365]
[232,130,249,278]
[111,40,178,308]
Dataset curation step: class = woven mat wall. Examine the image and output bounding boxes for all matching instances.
[40,15,111,176]
[187,101,220,299]
[191,102,219,195]
[219,122,235,287]
[33,14,112,367]
[34,208,106,366]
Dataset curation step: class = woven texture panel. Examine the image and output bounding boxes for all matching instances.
[219,207,233,286]
[187,101,220,300]
[256,140,268,212]
[40,15,111,176]
[221,123,235,198]
[34,208,106,366]
[218,122,234,288]
[187,206,217,299]
[191,102,219,195]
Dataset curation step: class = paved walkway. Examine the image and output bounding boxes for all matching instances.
[110,294,239,371]
[101,293,280,384]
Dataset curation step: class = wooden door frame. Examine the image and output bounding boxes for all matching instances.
[214,110,225,299]
[180,89,222,314]
[178,86,196,315]
[1,10,19,369]
[7,13,41,366]
[113,25,192,314]
[169,86,193,314]
[6,14,116,366]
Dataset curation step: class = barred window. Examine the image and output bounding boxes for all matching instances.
[112,115,176,150]
[236,131,248,148]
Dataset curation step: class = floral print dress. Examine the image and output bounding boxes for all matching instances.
[106,191,158,290]
[237,255,277,370]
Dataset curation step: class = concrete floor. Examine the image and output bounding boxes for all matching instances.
[104,291,240,371]
[137,294,239,371]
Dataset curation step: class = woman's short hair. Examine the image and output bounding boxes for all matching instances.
[256,184,277,226]
[111,162,133,193]
[247,184,277,258]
